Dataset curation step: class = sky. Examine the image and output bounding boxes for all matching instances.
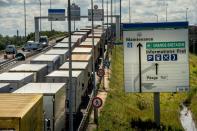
[0,0,196,36]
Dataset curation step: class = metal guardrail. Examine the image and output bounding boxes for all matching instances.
[78,91,94,131]
[77,48,109,131]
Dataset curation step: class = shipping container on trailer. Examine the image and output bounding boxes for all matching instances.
[60,35,83,45]
[59,62,91,95]
[77,29,91,35]
[0,72,34,92]
[0,94,43,131]
[68,54,92,68]
[88,33,103,39]
[72,47,92,55]
[45,70,84,114]
[80,27,92,31]
[45,49,69,65]
[9,64,48,82]
[85,25,100,28]
[30,54,61,73]
[53,42,75,50]
[72,31,88,40]
[84,38,101,43]
[13,83,66,131]
[0,83,11,93]
[79,41,100,62]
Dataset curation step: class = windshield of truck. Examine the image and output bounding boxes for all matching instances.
[39,38,47,43]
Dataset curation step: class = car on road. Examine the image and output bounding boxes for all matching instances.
[22,41,43,52]
[5,45,17,54]
[39,36,49,47]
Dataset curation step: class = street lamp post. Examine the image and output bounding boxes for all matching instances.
[50,0,52,31]
[165,3,168,22]
[67,0,73,130]
[155,14,158,22]
[24,0,26,38]
[129,0,131,22]
[39,0,42,32]
[111,0,113,23]
[186,8,189,21]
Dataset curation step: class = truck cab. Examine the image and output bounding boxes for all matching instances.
[39,36,49,47]
[5,45,17,54]
[22,41,43,52]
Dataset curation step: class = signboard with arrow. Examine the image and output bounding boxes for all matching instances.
[123,22,189,93]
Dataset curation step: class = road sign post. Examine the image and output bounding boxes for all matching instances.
[154,92,160,127]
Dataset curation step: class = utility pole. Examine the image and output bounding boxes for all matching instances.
[68,0,73,130]
[24,0,26,38]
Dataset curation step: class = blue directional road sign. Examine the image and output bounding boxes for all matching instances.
[48,9,65,21]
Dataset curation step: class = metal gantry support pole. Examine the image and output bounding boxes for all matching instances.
[154,92,160,127]
[35,17,40,42]
[24,0,27,38]
[91,0,98,125]
[68,0,74,130]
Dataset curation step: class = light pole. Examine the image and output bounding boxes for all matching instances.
[120,0,121,25]
[186,8,189,21]
[50,0,52,31]
[155,14,158,22]
[91,0,98,125]
[67,0,73,130]
[24,0,26,38]
[39,0,42,32]
[111,0,113,23]
[129,0,131,22]
[165,3,168,22]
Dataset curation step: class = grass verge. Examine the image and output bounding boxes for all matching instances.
[98,46,197,130]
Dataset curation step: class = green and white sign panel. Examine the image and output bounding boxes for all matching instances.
[123,22,189,92]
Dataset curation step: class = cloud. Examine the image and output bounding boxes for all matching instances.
[0,0,196,36]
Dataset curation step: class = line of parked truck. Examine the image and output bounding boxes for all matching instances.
[0,24,112,131]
